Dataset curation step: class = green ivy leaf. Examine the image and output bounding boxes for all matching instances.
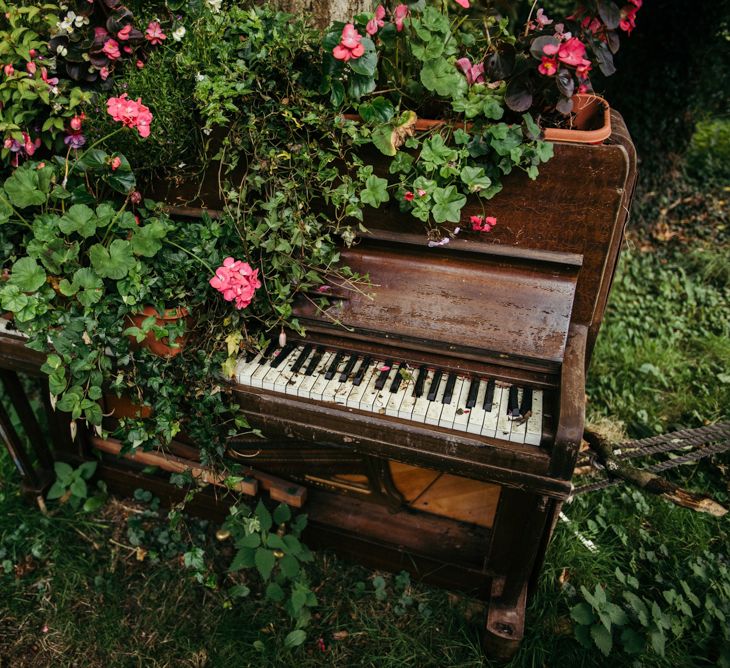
[89,239,135,279]
[254,547,276,580]
[10,257,46,292]
[360,175,389,207]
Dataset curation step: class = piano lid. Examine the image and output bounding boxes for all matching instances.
[294,241,580,367]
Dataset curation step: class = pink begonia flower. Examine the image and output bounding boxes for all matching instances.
[393,4,409,32]
[577,82,591,94]
[106,94,153,138]
[576,60,591,77]
[536,8,552,26]
[454,0,470,8]
[99,66,110,81]
[102,38,121,60]
[333,24,364,62]
[404,191,414,201]
[538,56,558,76]
[581,16,602,33]
[619,5,639,34]
[94,26,108,40]
[544,37,589,70]
[456,57,485,85]
[110,156,122,171]
[470,215,497,232]
[26,62,37,75]
[145,21,166,46]
[209,258,262,310]
[117,24,132,41]
[123,45,133,55]
[366,5,385,36]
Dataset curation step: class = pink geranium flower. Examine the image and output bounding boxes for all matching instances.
[333,24,365,62]
[366,5,385,36]
[454,0,470,8]
[102,38,121,60]
[619,5,640,34]
[470,215,497,232]
[404,191,414,201]
[106,94,153,138]
[393,4,409,32]
[145,21,166,46]
[209,258,262,310]
[544,37,587,67]
[456,57,485,85]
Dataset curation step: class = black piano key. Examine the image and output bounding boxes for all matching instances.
[339,354,358,382]
[442,372,457,404]
[352,356,372,386]
[244,349,257,363]
[269,342,295,369]
[304,346,324,376]
[374,360,393,391]
[413,366,427,397]
[483,379,496,411]
[389,362,407,393]
[465,378,480,409]
[520,387,533,417]
[427,370,443,402]
[507,385,521,419]
[290,344,313,374]
[263,339,277,359]
[324,351,344,380]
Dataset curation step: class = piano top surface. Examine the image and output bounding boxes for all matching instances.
[294,241,579,369]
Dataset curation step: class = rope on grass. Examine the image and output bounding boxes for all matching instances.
[574,421,730,495]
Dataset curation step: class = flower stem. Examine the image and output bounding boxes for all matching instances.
[165,240,215,275]
[0,193,31,229]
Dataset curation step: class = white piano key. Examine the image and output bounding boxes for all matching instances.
[296,351,331,398]
[452,378,472,432]
[272,346,305,394]
[495,385,513,439]
[307,352,336,401]
[261,359,287,391]
[346,360,378,408]
[481,385,503,438]
[321,356,350,403]
[235,353,263,384]
[438,377,466,429]
[425,379,446,426]
[397,369,424,420]
[384,369,411,417]
[359,361,388,411]
[249,354,275,388]
[508,389,528,444]
[405,369,434,424]
[525,390,543,445]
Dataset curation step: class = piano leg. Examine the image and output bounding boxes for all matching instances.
[483,487,554,661]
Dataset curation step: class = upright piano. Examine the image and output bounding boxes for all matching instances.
[0,110,636,659]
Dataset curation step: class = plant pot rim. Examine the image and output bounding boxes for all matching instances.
[543,93,611,144]
[138,305,190,320]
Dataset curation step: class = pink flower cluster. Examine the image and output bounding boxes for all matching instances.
[333,24,364,61]
[619,0,641,35]
[209,258,262,310]
[470,215,497,233]
[540,37,591,78]
[3,132,40,166]
[106,94,153,138]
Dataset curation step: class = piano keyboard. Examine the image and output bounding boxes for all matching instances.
[235,344,544,446]
[0,317,27,339]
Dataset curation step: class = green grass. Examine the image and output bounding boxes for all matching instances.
[1,181,729,666]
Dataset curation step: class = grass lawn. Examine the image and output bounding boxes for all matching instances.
[0,180,728,667]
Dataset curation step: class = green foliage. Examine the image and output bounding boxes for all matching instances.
[686,118,730,184]
[224,501,316,636]
[46,460,107,512]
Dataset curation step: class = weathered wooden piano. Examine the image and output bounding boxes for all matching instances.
[0,110,636,659]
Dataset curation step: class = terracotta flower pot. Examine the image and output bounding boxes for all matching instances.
[103,394,153,419]
[543,93,612,144]
[127,306,192,357]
